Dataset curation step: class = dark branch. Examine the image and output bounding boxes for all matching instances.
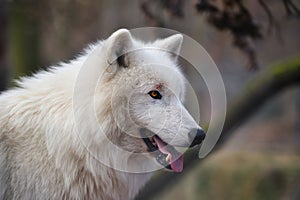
[141,0,300,70]
[140,0,184,27]
[282,0,300,16]
[195,0,262,70]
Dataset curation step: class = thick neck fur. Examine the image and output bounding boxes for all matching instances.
[0,49,153,199]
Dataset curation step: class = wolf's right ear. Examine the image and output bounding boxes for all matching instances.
[105,29,133,68]
[157,34,183,61]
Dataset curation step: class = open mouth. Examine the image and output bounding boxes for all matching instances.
[141,129,184,172]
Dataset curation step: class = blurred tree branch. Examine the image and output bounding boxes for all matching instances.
[141,0,300,70]
[136,56,300,200]
[283,0,300,16]
[140,0,184,27]
[195,0,262,70]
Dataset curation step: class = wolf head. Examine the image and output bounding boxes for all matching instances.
[91,29,205,172]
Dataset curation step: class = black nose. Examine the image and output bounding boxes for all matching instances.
[189,129,206,148]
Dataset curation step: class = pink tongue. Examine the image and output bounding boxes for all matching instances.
[153,136,183,172]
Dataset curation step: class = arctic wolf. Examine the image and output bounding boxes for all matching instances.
[0,29,205,199]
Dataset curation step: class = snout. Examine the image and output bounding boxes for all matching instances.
[189,128,206,148]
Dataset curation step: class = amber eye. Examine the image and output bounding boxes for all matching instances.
[148,90,162,99]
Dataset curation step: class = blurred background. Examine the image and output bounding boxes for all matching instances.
[0,0,300,199]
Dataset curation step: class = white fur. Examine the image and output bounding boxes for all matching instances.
[0,29,202,199]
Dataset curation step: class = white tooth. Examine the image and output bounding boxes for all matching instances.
[166,154,171,162]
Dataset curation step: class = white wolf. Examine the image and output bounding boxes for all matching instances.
[0,29,205,199]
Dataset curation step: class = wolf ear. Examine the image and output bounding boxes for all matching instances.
[106,29,133,68]
[158,34,183,61]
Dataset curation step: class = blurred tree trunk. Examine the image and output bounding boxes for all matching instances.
[136,56,300,200]
[8,0,41,82]
[0,2,8,92]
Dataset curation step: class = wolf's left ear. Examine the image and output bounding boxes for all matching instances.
[106,29,133,68]
[158,34,183,61]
